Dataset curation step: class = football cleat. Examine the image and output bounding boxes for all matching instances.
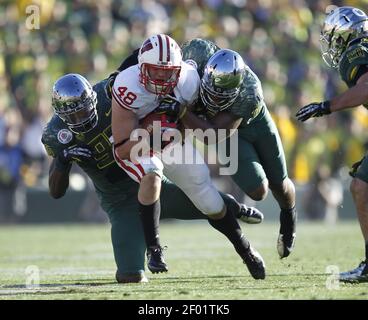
[238,205,264,224]
[239,245,266,280]
[339,260,368,283]
[115,270,148,283]
[147,245,168,274]
[225,194,264,224]
[277,208,297,259]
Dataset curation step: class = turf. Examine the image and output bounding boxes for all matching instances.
[0,221,367,300]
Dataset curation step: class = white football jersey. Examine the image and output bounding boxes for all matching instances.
[112,61,200,119]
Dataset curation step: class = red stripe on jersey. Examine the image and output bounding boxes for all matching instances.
[165,35,170,62]
[114,148,142,182]
[157,34,163,62]
[112,89,134,110]
[162,123,177,128]
[135,163,145,177]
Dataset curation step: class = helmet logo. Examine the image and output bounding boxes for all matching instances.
[57,129,73,144]
[353,8,366,17]
[140,39,153,55]
[138,34,182,95]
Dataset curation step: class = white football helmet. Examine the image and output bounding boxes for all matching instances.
[138,34,182,96]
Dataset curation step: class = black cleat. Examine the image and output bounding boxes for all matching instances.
[239,245,266,280]
[277,208,297,258]
[225,194,264,224]
[339,260,368,283]
[238,205,264,224]
[115,270,148,283]
[147,246,168,274]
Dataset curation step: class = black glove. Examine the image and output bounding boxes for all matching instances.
[57,145,93,165]
[156,96,183,121]
[296,101,331,122]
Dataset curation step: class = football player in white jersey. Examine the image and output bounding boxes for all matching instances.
[111,34,266,279]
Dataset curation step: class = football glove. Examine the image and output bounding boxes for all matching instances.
[58,145,93,164]
[156,96,185,121]
[296,101,331,122]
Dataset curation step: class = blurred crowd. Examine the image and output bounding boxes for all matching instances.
[1,0,368,222]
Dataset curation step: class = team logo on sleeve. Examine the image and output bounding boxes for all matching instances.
[57,129,73,144]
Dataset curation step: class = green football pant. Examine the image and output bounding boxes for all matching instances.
[219,107,288,194]
[106,178,234,276]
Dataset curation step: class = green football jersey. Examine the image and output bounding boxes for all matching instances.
[41,78,137,203]
[182,38,266,125]
[339,37,368,87]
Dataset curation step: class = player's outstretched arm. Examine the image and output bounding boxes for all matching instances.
[48,145,93,198]
[329,71,368,112]
[296,71,368,121]
[49,158,71,199]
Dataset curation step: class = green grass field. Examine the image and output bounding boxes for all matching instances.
[0,221,367,300]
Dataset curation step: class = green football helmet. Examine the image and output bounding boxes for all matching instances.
[200,49,246,115]
[320,6,368,68]
[52,74,98,134]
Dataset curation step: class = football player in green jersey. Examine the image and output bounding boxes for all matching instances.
[42,73,264,283]
[296,6,368,283]
[179,39,297,259]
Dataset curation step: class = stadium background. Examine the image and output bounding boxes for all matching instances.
[1,0,368,223]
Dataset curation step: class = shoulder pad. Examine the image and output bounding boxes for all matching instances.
[339,41,368,86]
[176,62,200,104]
[182,38,220,78]
[41,116,75,157]
[230,68,264,120]
[112,66,142,111]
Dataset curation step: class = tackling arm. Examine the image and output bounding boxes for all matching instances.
[296,70,368,121]
[181,109,243,144]
[48,159,71,199]
[330,71,368,112]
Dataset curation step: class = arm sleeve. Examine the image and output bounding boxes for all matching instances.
[230,70,264,120]
[41,123,65,158]
[354,64,368,83]
[339,43,368,87]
